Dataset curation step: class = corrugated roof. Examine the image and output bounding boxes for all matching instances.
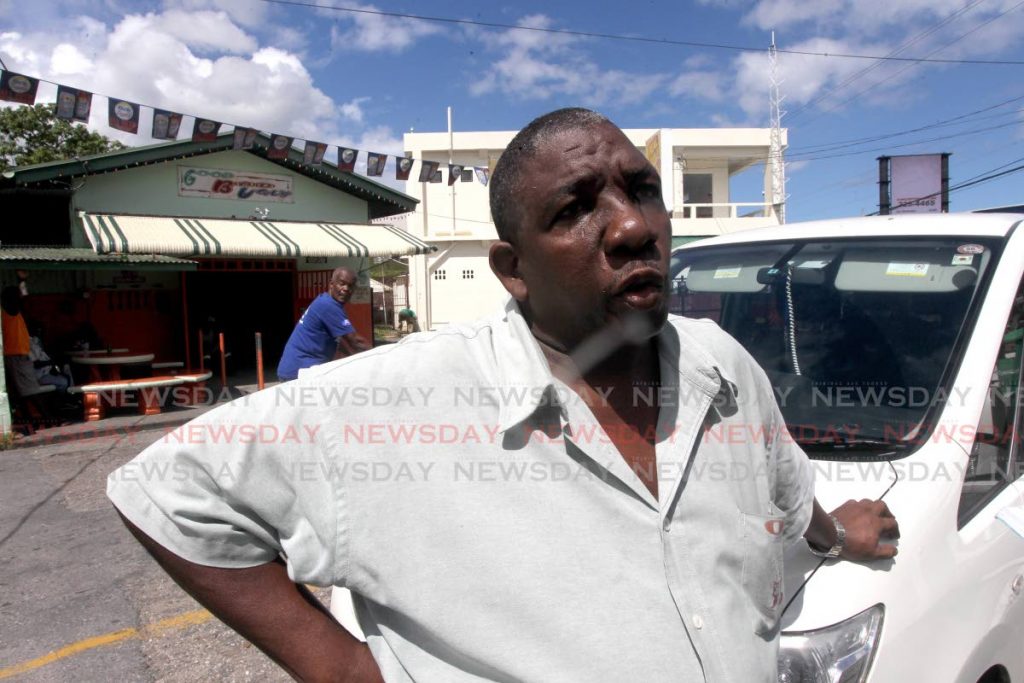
[0,247,197,270]
[2,132,417,215]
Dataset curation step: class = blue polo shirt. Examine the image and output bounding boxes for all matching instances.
[277,293,355,380]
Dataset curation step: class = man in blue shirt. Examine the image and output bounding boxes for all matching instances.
[276,267,368,381]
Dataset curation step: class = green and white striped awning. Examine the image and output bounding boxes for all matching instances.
[80,213,435,258]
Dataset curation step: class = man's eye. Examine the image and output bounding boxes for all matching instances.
[555,202,583,221]
[635,184,661,200]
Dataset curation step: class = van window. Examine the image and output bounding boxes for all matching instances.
[958,276,1024,526]
[670,237,1002,458]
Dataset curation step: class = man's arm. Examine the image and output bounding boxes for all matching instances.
[804,498,899,561]
[120,514,383,683]
[334,333,370,359]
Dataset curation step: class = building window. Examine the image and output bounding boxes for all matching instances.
[462,269,474,279]
[461,169,474,183]
[433,269,446,280]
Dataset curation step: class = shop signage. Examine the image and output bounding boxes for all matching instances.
[178,166,294,203]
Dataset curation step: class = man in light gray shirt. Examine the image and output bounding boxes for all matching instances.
[108,108,898,682]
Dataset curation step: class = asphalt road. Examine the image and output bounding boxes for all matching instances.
[0,407,329,682]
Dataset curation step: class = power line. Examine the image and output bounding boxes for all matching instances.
[792,92,1024,155]
[787,0,988,121]
[254,0,1024,65]
[792,0,1024,126]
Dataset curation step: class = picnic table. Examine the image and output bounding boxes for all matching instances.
[71,352,155,382]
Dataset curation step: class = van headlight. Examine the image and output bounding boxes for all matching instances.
[777,604,884,683]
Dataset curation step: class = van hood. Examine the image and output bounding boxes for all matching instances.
[778,450,962,634]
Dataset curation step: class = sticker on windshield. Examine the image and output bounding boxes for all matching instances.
[795,260,829,269]
[713,266,741,279]
[951,254,974,266]
[886,262,929,277]
[957,243,985,255]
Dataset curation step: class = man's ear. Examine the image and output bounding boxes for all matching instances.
[488,240,528,302]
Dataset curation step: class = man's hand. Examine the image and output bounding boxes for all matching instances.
[831,499,900,561]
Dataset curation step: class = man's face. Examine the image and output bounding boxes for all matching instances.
[329,271,357,304]
[510,122,672,350]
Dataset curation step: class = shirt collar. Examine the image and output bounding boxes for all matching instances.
[491,301,738,432]
[492,298,560,433]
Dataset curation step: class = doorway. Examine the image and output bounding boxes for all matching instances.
[186,269,294,375]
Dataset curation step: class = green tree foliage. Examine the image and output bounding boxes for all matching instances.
[0,103,125,171]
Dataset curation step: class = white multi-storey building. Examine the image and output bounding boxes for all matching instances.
[403,126,787,330]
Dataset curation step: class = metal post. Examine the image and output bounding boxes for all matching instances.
[198,330,205,372]
[877,156,891,215]
[218,332,227,388]
[941,153,951,213]
[255,332,264,390]
[181,272,191,372]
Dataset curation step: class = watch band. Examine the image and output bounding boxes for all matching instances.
[808,514,846,559]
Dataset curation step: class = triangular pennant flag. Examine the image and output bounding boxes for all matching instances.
[337,147,358,171]
[0,71,39,104]
[395,156,413,181]
[55,86,92,123]
[233,127,257,150]
[430,168,442,183]
[303,141,327,165]
[152,110,182,140]
[366,152,387,177]
[192,117,221,142]
[418,160,439,183]
[474,167,490,186]
[448,164,464,186]
[108,98,140,133]
[267,134,292,160]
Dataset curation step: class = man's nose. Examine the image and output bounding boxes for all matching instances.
[603,196,659,258]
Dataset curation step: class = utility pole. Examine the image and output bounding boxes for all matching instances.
[768,31,788,224]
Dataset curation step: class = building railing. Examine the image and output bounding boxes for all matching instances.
[672,203,777,219]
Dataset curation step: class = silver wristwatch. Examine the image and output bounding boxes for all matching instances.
[808,514,846,559]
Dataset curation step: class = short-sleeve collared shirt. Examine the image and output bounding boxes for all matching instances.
[276,292,356,380]
[108,300,814,682]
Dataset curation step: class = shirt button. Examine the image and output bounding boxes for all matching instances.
[692,614,704,630]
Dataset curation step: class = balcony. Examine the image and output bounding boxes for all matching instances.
[673,202,779,220]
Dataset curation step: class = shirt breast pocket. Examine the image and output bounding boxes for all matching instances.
[738,510,785,637]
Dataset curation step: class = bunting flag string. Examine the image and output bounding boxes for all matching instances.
[192,118,221,143]
[448,164,464,186]
[108,98,140,133]
[152,109,183,140]
[303,141,327,166]
[0,68,497,187]
[366,152,387,177]
[55,85,92,123]
[418,160,439,183]
[338,147,358,171]
[395,156,413,181]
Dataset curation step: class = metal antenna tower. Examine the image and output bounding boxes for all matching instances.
[768,31,788,223]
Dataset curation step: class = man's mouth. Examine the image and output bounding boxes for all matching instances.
[614,269,665,309]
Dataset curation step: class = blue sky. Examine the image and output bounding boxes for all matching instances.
[2,0,1023,221]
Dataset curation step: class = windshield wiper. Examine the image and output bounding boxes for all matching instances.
[794,430,911,450]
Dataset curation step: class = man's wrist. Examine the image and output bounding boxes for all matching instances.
[808,514,846,558]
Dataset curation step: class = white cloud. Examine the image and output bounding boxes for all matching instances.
[328,2,444,53]
[162,0,270,29]
[0,10,361,149]
[50,43,93,76]
[340,96,370,124]
[152,9,258,54]
[470,14,667,108]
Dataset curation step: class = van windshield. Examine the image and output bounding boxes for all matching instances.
[669,236,1001,457]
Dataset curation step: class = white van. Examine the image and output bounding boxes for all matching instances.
[670,213,1024,683]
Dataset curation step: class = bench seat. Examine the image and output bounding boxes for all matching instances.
[69,376,185,421]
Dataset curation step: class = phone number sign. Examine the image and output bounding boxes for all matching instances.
[178,166,294,203]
